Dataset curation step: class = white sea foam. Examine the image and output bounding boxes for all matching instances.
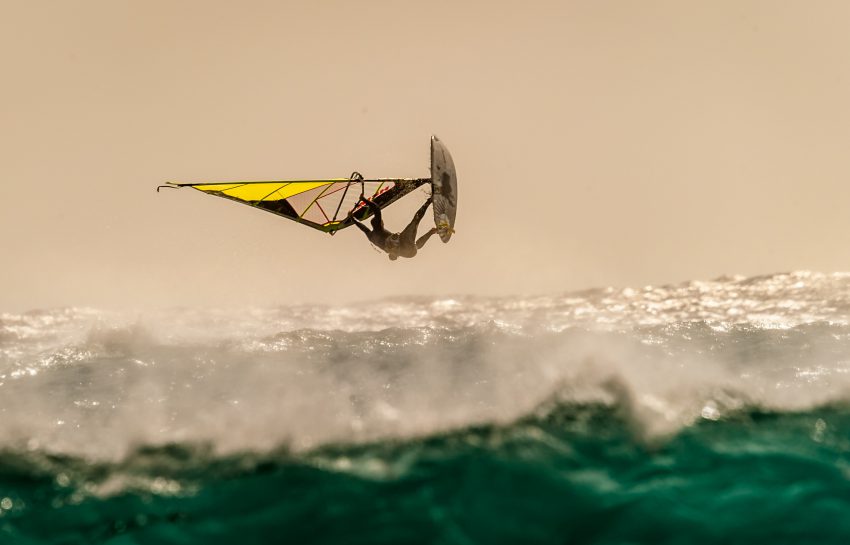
[1,272,848,460]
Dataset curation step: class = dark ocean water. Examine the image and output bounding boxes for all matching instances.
[2,272,850,544]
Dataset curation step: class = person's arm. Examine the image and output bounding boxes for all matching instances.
[352,218,371,236]
[358,197,386,232]
[348,209,372,237]
[360,197,382,217]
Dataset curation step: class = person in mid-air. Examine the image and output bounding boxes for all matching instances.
[348,192,438,260]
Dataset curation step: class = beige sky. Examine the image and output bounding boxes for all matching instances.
[2,0,850,311]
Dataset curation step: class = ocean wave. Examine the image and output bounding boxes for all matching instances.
[2,399,849,503]
[0,272,848,462]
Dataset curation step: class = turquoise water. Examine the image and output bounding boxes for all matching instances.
[5,405,850,544]
[2,272,850,544]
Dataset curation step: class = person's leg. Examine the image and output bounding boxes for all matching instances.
[398,198,433,250]
[416,227,438,249]
[410,197,432,226]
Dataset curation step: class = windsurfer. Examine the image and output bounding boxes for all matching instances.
[348,195,438,260]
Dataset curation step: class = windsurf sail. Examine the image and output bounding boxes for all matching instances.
[158,176,429,234]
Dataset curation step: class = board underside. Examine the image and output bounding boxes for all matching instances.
[430,136,458,243]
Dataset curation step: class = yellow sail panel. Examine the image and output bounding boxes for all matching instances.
[194,181,335,202]
[191,183,245,192]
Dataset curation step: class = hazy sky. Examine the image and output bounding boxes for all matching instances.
[3,1,850,311]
